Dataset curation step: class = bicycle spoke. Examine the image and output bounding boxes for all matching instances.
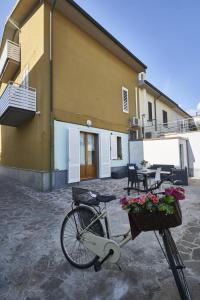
[61,206,104,269]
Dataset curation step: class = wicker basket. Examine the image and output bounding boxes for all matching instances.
[128,201,182,236]
[72,187,100,206]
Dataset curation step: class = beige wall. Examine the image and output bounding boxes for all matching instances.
[52,8,139,133]
[0,2,141,172]
[139,87,186,125]
[0,4,51,171]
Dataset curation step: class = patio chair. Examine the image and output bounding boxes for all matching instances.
[149,167,161,188]
[128,168,145,191]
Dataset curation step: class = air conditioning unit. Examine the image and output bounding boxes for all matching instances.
[145,131,156,139]
[131,117,140,127]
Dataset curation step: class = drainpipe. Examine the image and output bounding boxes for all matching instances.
[154,94,162,133]
[154,98,157,131]
[49,0,57,190]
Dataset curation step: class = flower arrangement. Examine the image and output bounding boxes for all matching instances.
[120,187,185,215]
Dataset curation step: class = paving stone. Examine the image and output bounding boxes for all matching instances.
[177,245,192,254]
[195,238,200,245]
[40,277,63,291]
[192,248,200,260]
[187,226,200,235]
[179,240,199,249]
[0,175,200,300]
[179,252,191,261]
[181,233,196,243]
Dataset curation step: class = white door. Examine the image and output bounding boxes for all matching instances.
[68,128,80,183]
[99,133,111,178]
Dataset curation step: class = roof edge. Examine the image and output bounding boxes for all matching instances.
[143,80,191,118]
[66,0,147,70]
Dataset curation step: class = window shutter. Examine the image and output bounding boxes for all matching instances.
[99,133,111,178]
[122,87,129,113]
[110,135,117,159]
[68,128,80,183]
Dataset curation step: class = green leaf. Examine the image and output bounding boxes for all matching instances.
[163,196,175,204]
[158,203,174,215]
[145,201,153,211]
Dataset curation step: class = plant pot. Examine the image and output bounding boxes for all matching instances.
[128,201,182,236]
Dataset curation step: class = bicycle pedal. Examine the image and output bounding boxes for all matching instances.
[94,261,101,272]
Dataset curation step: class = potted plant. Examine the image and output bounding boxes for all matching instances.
[120,186,185,236]
[140,159,148,170]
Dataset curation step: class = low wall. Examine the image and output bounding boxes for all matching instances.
[0,166,68,191]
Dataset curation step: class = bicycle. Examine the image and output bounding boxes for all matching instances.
[60,177,192,300]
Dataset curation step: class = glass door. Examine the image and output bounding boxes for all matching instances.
[80,132,97,180]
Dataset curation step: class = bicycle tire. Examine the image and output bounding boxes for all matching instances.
[60,205,104,269]
[162,229,192,300]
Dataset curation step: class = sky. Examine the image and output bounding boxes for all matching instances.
[0,0,200,116]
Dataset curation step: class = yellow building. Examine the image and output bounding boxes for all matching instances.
[0,0,146,190]
[0,0,191,190]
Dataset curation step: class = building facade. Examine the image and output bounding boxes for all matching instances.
[0,0,146,190]
[136,77,190,139]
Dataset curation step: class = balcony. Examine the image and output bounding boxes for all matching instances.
[0,82,36,127]
[0,40,20,83]
[143,118,198,139]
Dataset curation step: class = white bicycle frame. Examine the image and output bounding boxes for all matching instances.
[78,202,132,264]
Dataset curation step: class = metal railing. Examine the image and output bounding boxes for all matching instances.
[0,40,21,77]
[0,81,36,117]
[143,117,200,138]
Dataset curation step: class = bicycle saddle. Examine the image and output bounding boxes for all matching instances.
[96,195,116,203]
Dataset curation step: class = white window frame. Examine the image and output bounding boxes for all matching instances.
[122,86,129,113]
[110,134,123,160]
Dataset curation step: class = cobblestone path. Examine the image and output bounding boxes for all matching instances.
[0,176,199,300]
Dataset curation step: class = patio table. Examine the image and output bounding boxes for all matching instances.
[136,169,171,189]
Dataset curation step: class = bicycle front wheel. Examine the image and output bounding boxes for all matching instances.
[162,229,192,300]
[60,206,104,269]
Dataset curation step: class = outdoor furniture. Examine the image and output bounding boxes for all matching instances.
[149,167,161,187]
[149,164,174,180]
[137,169,171,189]
[172,167,188,186]
[128,168,145,190]
[111,167,127,179]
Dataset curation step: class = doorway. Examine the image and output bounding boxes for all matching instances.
[80,132,97,180]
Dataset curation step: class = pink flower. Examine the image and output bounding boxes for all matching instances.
[165,187,185,201]
[151,194,159,204]
[139,195,146,205]
[120,197,129,206]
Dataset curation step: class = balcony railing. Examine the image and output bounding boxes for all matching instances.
[143,117,199,139]
[0,82,36,127]
[0,40,21,82]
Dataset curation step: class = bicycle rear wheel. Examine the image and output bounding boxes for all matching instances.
[162,229,192,300]
[60,206,104,269]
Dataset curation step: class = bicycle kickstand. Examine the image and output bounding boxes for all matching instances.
[94,249,114,272]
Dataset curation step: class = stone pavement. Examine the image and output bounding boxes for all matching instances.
[0,175,200,300]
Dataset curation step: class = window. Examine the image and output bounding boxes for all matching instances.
[148,101,153,121]
[117,136,122,159]
[110,135,122,160]
[122,87,129,113]
[163,110,168,126]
